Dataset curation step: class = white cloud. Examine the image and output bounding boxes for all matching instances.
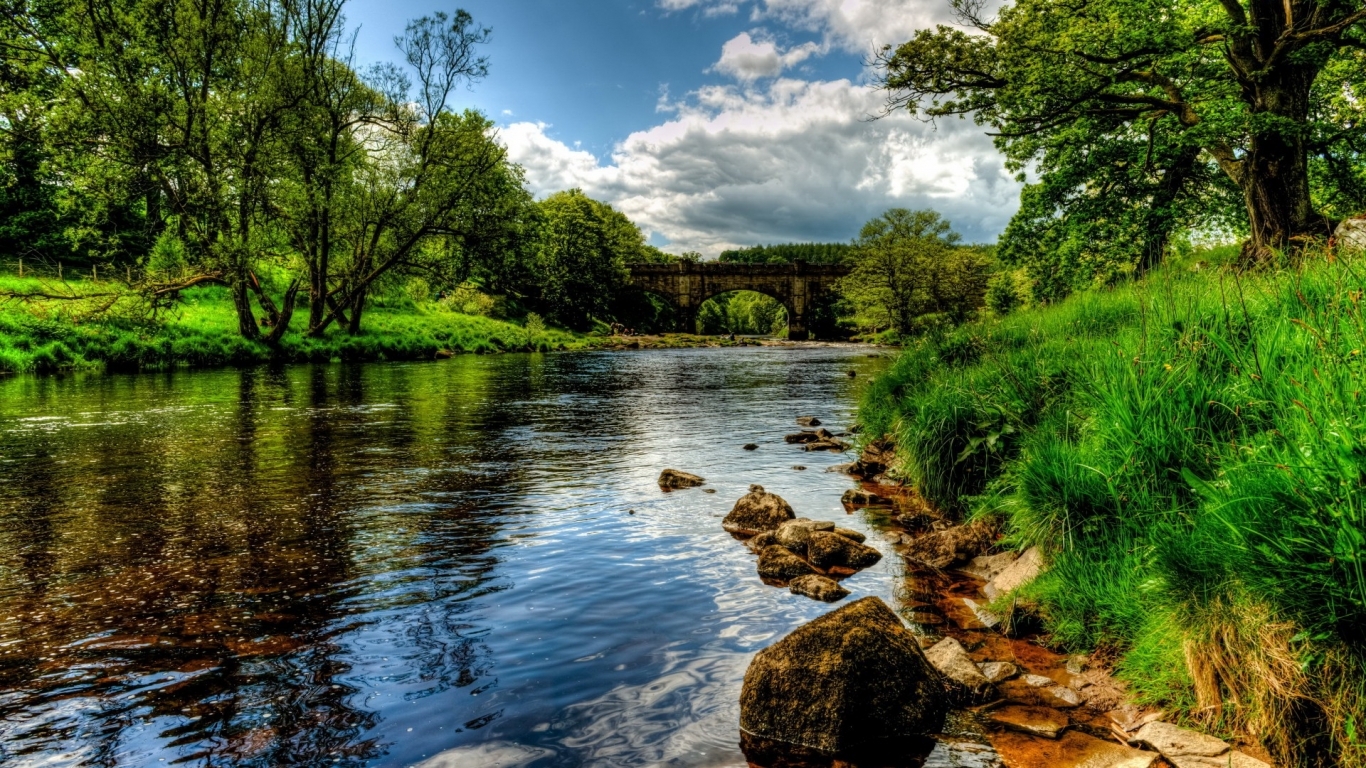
[501,78,1019,255]
[710,31,825,82]
[660,0,961,52]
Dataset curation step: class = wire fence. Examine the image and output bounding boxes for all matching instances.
[0,258,140,284]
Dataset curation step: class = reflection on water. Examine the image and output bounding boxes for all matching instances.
[0,348,895,767]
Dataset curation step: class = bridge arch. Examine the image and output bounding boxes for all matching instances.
[624,261,849,340]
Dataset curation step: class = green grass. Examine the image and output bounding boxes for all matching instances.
[860,245,1366,766]
[0,277,592,374]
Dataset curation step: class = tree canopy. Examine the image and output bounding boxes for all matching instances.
[880,0,1366,285]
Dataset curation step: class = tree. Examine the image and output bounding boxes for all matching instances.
[840,209,991,334]
[880,0,1366,265]
[289,10,503,336]
[533,190,641,329]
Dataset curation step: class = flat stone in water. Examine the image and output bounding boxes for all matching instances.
[923,740,1002,768]
[992,729,1160,768]
[978,661,1019,684]
[986,704,1070,739]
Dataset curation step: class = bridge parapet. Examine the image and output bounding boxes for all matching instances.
[624,261,850,340]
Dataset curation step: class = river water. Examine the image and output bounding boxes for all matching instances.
[0,347,912,767]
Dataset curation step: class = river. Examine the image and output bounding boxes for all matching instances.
[0,346,931,767]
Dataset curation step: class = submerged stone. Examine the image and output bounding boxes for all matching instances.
[739,597,946,754]
[987,704,1070,739]
[657,469,705,489]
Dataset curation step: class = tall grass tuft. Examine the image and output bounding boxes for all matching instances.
[861,247,1366,766]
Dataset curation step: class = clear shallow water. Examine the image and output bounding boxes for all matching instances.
[0,347,902,767]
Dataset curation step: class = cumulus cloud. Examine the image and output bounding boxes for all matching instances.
[710,31,825,82]
[661,0,960,51]
[500,78,1019,255]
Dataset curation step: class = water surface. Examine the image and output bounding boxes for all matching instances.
[0,347,902,767]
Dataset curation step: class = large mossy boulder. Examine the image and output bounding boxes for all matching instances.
[723,485,796,535]
[740,597,947,754]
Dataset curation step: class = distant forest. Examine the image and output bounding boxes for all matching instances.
[717,243,853,265]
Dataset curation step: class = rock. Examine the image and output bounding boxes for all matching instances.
[847,369,857,377]
[987,704,1070,739]
[434,349,454,359]
[850,437,894,478]
[992,730,1159,768]
[1065,655,1088,675]
[984,546,1044,600]
[826,463,855,474]
[739,597,947,754]
[743,443,759,451]
[922,741,1002,768]
[1044,685,1083,708]
[756,545,819,581]
[902,519,997,569]
[1023,674,1055,687]
[977,661,1020,683]
[804,439,849,452]
[796,416,822,427]
[963,598,1002,630]
[775,518,836,554]
[924,637,995,702]
[745,530,779,552]
[832,527,866,543]
[704,488,716,493]
[792,465,807,471]
[722,485,797,535]
[1129,721,1270,768]
[842,488,892,506]
[788,574,850,603]
[658,469,705,489]
[957,551,1019,581]
[785,431,822,444]
[1336,216,1366,252]
[807,531,883,570]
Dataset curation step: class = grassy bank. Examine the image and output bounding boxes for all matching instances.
[860,247,1366,766]
[0,277,590,374]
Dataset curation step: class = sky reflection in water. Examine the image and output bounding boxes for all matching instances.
[0,347,897,767]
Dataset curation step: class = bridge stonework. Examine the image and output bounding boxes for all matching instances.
[625,261,849,341]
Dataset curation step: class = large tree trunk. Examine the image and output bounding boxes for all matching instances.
[231,279,261,340]
[1236,65,1330,264]
[346,286,367,335]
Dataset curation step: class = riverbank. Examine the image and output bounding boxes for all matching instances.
[0,278,870,375]
[856,247,1366,766]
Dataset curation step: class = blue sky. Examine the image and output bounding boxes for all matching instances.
[346,0,1020,254]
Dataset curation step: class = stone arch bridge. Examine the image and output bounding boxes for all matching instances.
[625,261,849,340]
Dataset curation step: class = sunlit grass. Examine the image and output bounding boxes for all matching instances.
[0,279,588,374]
[860,244,1366,765]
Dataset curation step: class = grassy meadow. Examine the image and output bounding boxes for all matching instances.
[859,246,1366,766]
[0,276,590,375]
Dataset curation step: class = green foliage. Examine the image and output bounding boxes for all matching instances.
[0,278,586,373]
[839,209,993,336]
[718,242,854,265]
[861,251,1366,764]
[696,291,788,336]
[533,189,639,330]
[879,0,1366,271]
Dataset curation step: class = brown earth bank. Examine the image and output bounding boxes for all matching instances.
[740,435,1279,768]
